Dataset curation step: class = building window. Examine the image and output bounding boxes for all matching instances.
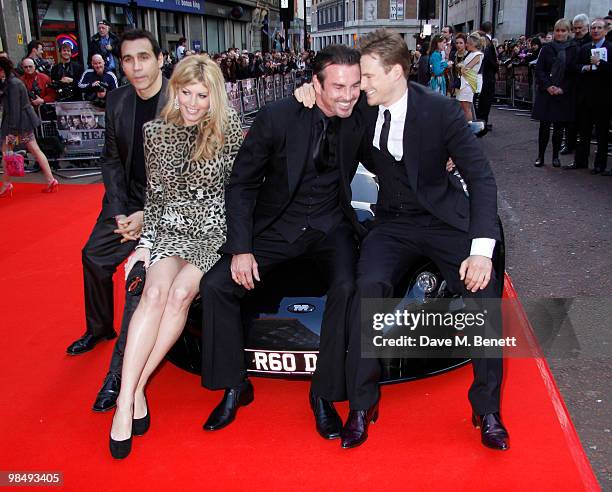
[159,11,183,34]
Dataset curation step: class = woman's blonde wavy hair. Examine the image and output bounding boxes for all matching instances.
[160,54,229,161]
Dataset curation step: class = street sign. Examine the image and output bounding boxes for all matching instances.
[17,34,23,45]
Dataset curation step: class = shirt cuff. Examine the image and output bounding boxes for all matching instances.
[470,238,496,259]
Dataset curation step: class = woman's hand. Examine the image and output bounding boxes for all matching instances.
[125,247,150,280]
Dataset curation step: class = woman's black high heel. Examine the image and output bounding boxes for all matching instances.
[109,434,132,459]
[132,395,150,436]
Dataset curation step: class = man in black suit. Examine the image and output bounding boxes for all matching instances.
[341,29,508,450]
[200,45,366,439]
[564,19,611,174]
[64,30,167,407]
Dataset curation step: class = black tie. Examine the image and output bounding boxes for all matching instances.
[379,109,392,159]
[313,117,330,173]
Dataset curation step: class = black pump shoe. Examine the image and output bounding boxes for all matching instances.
[109,434,132,459]
[132,395,150,436]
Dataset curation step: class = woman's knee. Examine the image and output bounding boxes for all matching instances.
[166,285,196,313]
[141,284,169,308]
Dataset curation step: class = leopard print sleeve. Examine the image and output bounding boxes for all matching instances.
[137,120,165,250]
[223,109,244,185]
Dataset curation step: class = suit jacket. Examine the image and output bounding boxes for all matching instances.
[222,97,366,255]
[100,77,168,219]
[359,82,500,241]
[575,40,612,108]
[482,42,498,84]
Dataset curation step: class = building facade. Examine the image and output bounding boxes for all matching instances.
[311,0,433,51]
[0,0,283,67]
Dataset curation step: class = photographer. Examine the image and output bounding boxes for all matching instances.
[78,54,118,106]
[88,20,119,73]
[50,42,83,102]
[19,58,56,107]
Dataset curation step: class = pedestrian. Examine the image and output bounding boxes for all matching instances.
[0,57,58,197]
[531,19,577,168]
[456,33,484,122]
[88,19,120,73]
[428,35,450,95]
[78,54,118,105]
[476,22,498,131]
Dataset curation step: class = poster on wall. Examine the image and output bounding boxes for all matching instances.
[274,74,283,99]
[282,73,295,97]
[225,82,242,113]
[264,76,275,103]
[55,102,105,156]
[364,0,377,20]
[241,78,259,113]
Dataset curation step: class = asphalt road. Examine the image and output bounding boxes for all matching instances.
[481,106,611,489]
[11,104,611,488]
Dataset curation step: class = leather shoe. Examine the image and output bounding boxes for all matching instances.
[66,332,116,355]
[341,402,379,449]
[309,391,342,439]
[534,157,543,167]
[601,169,612,176]
[92,372,121,412]
[559,145,573,155]
[472,412,509,451]
[552,158,561,168]
[561,162,582,170]
[203,379,254,431]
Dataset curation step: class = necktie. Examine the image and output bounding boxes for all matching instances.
[313,117,330,173]
[379,109,392,159]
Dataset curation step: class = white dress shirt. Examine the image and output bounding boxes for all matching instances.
[372,89,496,258]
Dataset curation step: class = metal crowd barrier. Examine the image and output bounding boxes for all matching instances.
[27,69,313,180]
[493,63,536,111]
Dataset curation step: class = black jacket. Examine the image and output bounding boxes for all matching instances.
[575,39,612,108]
[100,78,168,219]
[50,61,84,101]
[359,83,500,241]
[88,32,120,68]
[482,42,499,83]
[222,97,367,255]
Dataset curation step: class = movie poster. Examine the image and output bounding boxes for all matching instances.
[264,76,275,103]
[257,78,266,107]
[226,81,242,114]
[274,74,283,100]
[513,66,530,101]
[55,102,105,155]
[241,78,259,113]
[282,73,295,97]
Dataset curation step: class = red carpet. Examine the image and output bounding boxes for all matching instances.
[0,184,600,491]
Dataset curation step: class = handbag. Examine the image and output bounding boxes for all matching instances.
[4,141,25,177]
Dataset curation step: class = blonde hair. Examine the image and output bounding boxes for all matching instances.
[358,28,412,77]
[467,32,484,51]
[554,18,572,32]
[160,55,229,161]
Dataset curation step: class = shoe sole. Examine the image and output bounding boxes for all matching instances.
[92,403,117,412]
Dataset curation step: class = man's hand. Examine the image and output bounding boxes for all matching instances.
[231,253,260,290]
[590,53,600,66]
[459,255,493,293]
[114,211,144,243]
[60,76,73,84]
[446,158,456,172]
[294,83,316,108]
[32,96,44,106]
[92,80,101,87]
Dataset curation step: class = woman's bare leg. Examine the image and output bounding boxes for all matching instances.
[460,101,473,122]
[26,139,54,182]
[133,262,203,418]
[1,142,11,189]
[110,256,184,441]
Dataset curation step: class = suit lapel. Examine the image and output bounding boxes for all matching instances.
[124,87,137,179]
[156,78,169,115]
[286,106,314,196]
[402,89,419,191]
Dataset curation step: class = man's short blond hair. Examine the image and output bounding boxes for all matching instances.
[358,28,411,77]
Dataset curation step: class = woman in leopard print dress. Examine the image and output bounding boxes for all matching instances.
[109,55,243,459]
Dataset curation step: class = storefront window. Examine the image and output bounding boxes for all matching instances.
[160,11,184,34]
[38,0,77,63]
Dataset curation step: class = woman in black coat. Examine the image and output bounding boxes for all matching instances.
[531,19,577,167]
[0,57,57,197]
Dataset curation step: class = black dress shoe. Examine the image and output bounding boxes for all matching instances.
[472,412,509,451]
[93,372,121,412]
[132,395,150,436]
[534,157,544,167]
[203,379,254,431]
[109,434,132,459]
[66,332,116,355]
[486,123,493,131]
[341,402,379,449]
[590,167,603,175]
[601,169,612,176]
[309,391,342,439]
[552,158,561,168]
[561,162,582,170]
[559,146,573,155]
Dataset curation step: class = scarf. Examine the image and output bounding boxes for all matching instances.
[550,40,571,86]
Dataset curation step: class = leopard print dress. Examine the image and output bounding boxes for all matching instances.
[136,109,243,273]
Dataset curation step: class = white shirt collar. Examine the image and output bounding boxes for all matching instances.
[379,88,408,120]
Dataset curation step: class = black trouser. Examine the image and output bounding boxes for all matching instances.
[348,217,503,415]
[575,105,610,170]
[476,79,495,124]
[201,221,358,402]
[563,123,577,151]
[538,121,564,159]
[82,214,137,337]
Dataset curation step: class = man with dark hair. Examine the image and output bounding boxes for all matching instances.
[23,40,51,75]
[176,37,187,61]
[50,42,83,102]
[200,44,366,439]
[65,30,168,415]
[88,20,120,72]
[605,15,612,41]
[476,22,497,131]
[442,25,457,61]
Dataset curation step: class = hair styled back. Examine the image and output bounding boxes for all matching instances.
[311,44,360,85]
[160,55,229,161]
[358,28,411,77]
